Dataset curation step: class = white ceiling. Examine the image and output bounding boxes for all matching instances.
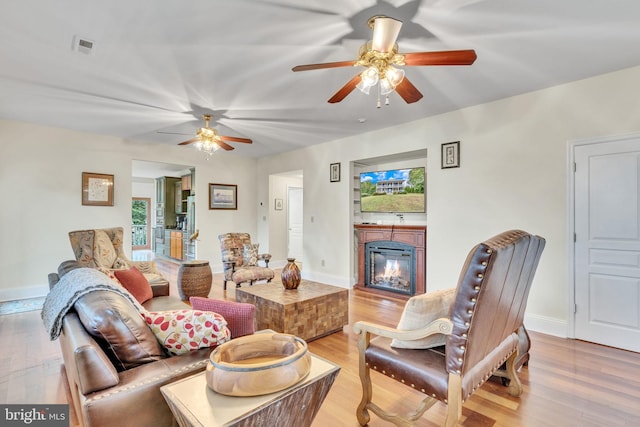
[1,0,640,159]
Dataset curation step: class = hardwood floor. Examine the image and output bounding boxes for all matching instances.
[2,256,639,426]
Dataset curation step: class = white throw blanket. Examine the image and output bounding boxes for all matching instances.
[41,267,146,340]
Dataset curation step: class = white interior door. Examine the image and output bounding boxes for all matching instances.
[287,187,303,260]
[574,137,640,352]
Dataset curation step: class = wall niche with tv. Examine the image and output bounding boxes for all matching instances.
[352,149,427,226]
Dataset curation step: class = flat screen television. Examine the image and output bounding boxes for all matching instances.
[359,167,425,213]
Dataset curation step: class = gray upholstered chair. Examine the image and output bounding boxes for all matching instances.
[353,230,545,427]
[218,232,274,290]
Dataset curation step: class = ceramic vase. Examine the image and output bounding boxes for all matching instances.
[281,258,301,289]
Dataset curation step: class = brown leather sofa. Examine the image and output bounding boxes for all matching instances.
[49,260,254,427]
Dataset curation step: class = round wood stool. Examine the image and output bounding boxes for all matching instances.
[177,260,212,301]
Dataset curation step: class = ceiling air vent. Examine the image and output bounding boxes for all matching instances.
[72,35,95,55]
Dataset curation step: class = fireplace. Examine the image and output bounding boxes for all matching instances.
[365,241,415,296]
[354,224,426,299]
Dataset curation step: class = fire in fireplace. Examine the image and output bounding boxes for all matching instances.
[365,241,416,296]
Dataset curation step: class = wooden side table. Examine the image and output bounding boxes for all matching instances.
[177,260,212,301]
[161,353,340,427]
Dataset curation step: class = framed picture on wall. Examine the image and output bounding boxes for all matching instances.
[209,183,237,210]
[82,172,114,206]
[274,198,283,210]
[330,162,341,182]
[441,141,460,169]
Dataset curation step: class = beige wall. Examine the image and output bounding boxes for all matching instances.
[257,64,640,336]
[2,65,640,338]
[0,121,259,299]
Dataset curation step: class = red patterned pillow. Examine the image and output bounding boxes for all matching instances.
[143,310,231,355]
[114,266,153,304]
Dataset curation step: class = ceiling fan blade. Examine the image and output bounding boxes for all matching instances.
[216,141,235,151]
[292,60,356,72]
[371,16,403,52]
[403,49,477,66]
[178,138,200,146]
[328,74,363,103]
[219,135,252,144]
[394,77,423,104]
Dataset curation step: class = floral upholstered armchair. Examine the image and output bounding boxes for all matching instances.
[68,227,169,289]
[218,233,274,290]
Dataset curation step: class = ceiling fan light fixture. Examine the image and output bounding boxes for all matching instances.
[386,66,405,87]
[195,137,219,158]
[177,114,251,155]
[379,78,394,95]
[362,66,379,86]
[356,81,372,95]
[357,66,379,94]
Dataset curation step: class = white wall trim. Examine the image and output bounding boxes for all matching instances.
[302,271,352,289]
[524,313,568,338]
[0,284,49,301]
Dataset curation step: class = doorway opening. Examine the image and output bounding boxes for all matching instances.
[269,170,303,267]
[132,197,151,250]
[288,186,303,260]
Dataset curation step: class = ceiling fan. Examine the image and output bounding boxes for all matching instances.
[178,114,252,153]
[292,15,477,104]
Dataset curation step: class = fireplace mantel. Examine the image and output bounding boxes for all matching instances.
[354,224,426,299]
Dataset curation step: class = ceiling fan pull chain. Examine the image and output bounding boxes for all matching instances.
[385,95,390,106]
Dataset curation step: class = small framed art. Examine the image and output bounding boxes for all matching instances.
[274,198,283,210]
[441,141,460,169]
[209,183,237,210]
[330,162,341,182]
[82,172,114,206]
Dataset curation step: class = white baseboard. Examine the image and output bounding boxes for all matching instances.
[301,271,351,289]
[0,284,49,302]
[524,313,568,338]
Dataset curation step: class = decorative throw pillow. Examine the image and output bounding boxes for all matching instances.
[113,266,153,304]
[144,310,231,355]
[74,290,166,372]
[243,243,259,266]
[96,266,122,286]
[93,229,117,268]
[390,288,456,349]
[190,297,256,338]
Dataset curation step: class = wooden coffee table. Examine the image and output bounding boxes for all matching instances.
[160,353,340,427]
[235,281,349,341]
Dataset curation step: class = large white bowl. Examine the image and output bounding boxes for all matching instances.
[206,332,311,396]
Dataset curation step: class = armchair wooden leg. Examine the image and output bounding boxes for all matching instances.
[223,280,227,291]
[445,374,463,427]
[505,351,523,397]
[356,332,372,426]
